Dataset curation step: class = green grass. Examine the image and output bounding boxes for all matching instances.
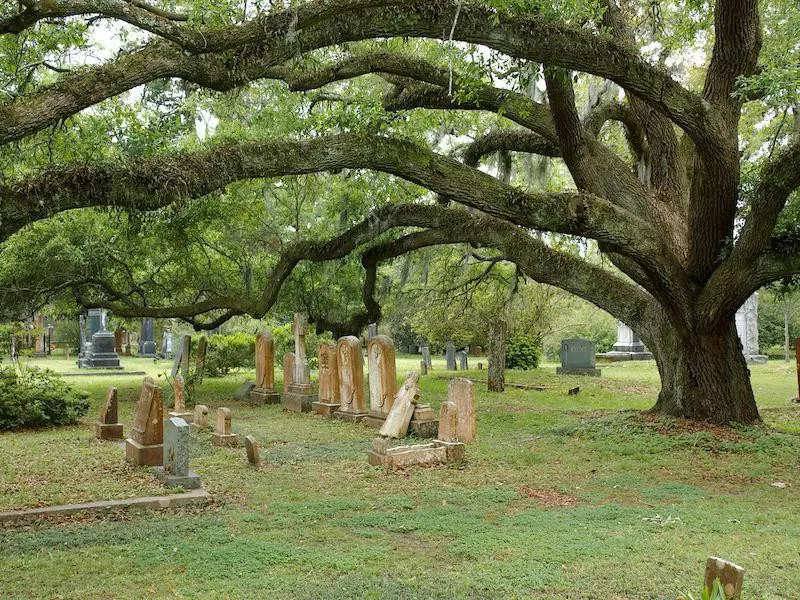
[1,354,799,598]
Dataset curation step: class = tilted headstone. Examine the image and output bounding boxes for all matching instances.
[282,352,295,394]
[125,377,164,466]
[333,335,367,422]
[556,339,601,376]
[245,435,261,467]
[364,335,398,428]
[95,387,123,440]
[312,342,340,416]
[250,331,280,405]
[191,404,209,433]
[155,417,201,489]
[211,407,239,447]
[446,341,456,371]
[704,557,744,599]
[194,336,207,384]
[282,315,318,412]
[421,346,432,369]
[457,350,468,371]
[379,372,421,439]
[438,378,476,443]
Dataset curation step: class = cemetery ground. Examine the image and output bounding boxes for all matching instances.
[1,357,799,598]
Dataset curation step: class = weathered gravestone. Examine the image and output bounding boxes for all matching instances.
[154,417,201,489]
[420,360,428,376]
[95,387,123,440]
[333,336,368,422]
[169,374,193,421]
[179,334,191,378]
[438,378,476,443]
[190,404,209,433]
[735,294,768,364]
[556,339,601,376]
[368,437,465,468]
[408,402,439,438]
[282,352,295,394]
[367,323,378,340]
[125,377,164,466]
[421,345,432,369]
[160,329,175,359]
[194,336,207,384]
[245,435,261,467]
[312,342,340,416]
[704,556,744,599]
[138,317,157,357]
[250,331,280,405]
[211,407,239,447]
[379,372,420,438]
[364,335,398,428]
[456,351,468,371]
[282,314,318,413]
[445,341,456,370]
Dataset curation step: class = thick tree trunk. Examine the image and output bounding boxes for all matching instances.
[649,321,760,424]
[487,318,507,392]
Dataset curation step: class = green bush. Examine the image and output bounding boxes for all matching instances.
[203,332,255,377]
[505,336,541,370]
[0,365,89,430]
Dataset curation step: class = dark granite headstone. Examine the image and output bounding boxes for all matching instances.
[446,341,456,371]
[556,338,601,376]
[139,317,157,357]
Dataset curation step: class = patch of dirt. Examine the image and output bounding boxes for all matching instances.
[519,486,577,507]
[635,413,744,441]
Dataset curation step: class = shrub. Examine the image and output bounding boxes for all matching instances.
[203,332,255,377]
[505,336,541,370]
[0,365,89,430]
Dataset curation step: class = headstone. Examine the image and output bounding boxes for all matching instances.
[190,404,209,433]
[556,339,601,376]
[194,336,207,384]
[421,346,432,369]
[282,352,295,394]
[367,323,378,340]
[125,377,164,466]
[457,350,468,371]
[114,329,124,354]
[170,336,184,377]
[245,435,260,467]
[379,372,420,438]
[368,438,465,468]
[312,342,340,416]
[282,314,318,413]
[154,417,201,489]
[408,403,439,438]
[735,294,768,364]
[138,317,157,357]
[95,387,123,440]
[169,374,193,421]
[211,407,239,447]
[364,335,398,428]
[438,378,476,443]
[79,309,122,369]
[250,331,280,405]
[160,329,175,359]
[179,334,191,379]
[333,336,368,422]
[420,360,428,376]
[446,341,456,370]
[704,556,744,599]
[597,322,653,361]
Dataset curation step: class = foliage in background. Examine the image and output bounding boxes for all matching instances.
[0,365,89,430]
[505,335,541,370]
[202,332,255,377]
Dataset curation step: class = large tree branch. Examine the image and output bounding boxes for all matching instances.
[462,129,561,167]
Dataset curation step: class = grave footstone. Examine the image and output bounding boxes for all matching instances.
[333,336,368,423]
[250,331,280,405]
[94,387,123,440]
[282,314,318,413]
[379,372,420,438]
[312,342,340,416]
[556,339,601,376]
[154,417,201,489]
[446,341,456,370]
[211,407,239,447]
[704,557,744,599]
[190,404,209,433]
[364,335,398,429]
[245,435,261,467]
[124,377,164,466]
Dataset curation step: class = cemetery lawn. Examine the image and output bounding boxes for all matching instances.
[1,356,799,598]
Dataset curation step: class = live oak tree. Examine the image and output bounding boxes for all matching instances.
[1,0,799,423]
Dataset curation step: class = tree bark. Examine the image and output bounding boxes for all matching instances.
[649,319,760,423]
[488,318,507,393]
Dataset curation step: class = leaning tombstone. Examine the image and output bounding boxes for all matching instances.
[124,377,164,466]
[282,352,296,394]
[445,341,456,370]
[333,336,368,422]
[245,435,261,467]
[154,417,201,489]
[312,342,340,416]
[95,387,123,440]
[169,374,193,421]
[704,557,744,599]
[282,314,318,412]
[556,339,601,376]
[379,372,421,438]
[190,404,209,433]
[438,378,476,443]
[211,407,239,447]
[364,335,398,429]
[457,350,468,371]
[250,331,280,405]
[194,336,207,384]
